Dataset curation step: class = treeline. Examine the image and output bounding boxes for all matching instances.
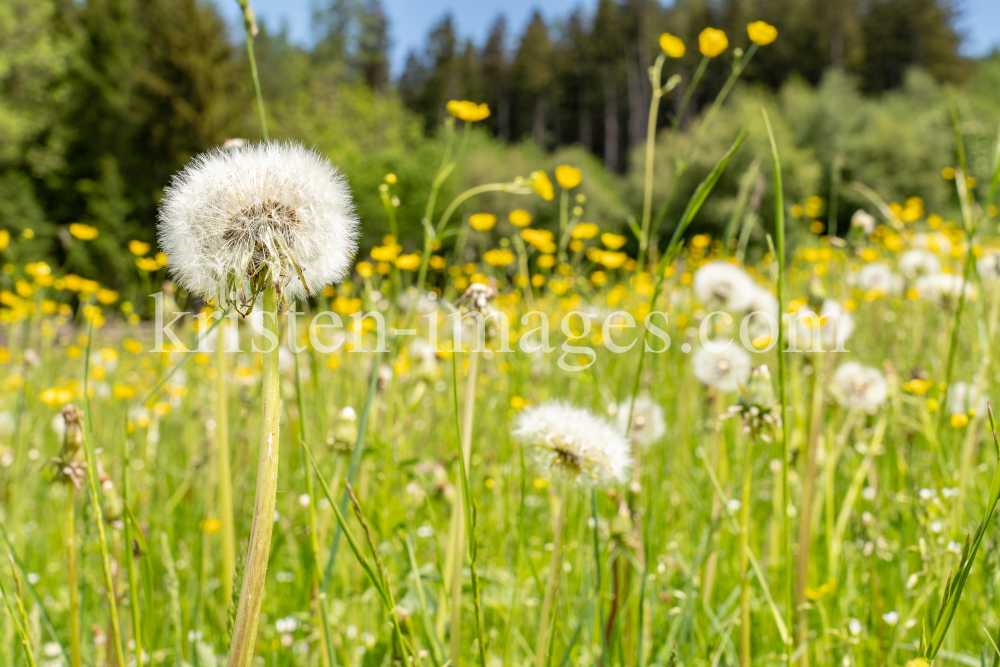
[399,0,966,172]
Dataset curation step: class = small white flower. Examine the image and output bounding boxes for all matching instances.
[693,261,755,313]
[615,396,666,447]
[930,521,943,533]
[947,541,963,554]
[861,486,876,501]
[851,210,876,235]
[726,498,742,512]
[912,232,953,256]
[692,342,751,393]
[854,262,902,295]
[848,618,863,637]
[512,401,632,485]
[881,611,899,626]
[978,252,1000,282]
[158,141,359,311]
[831,362,887,413]
[918,488,935,501]
[899,249,941,279]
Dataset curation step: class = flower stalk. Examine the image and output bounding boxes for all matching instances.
[226,283,281,667]
[535,478,571,667]
[217,320,236,604]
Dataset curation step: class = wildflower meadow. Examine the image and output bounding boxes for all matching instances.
[2,5,1000,667]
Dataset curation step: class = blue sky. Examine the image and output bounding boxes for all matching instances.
[211,0,1000,76]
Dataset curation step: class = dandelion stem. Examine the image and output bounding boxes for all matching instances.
[66,488,82,667]
[636,52,667,274]
[122,416,143,667]
[216,320,236,605]
[535,478,571,667]
[739,432,756,667]
[227,284,281,667]
[237,0,268,141]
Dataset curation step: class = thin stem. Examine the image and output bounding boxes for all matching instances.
[558,189,570,262]
[227,284,281,667]
[123,416,143,667]
[450,349,480,664]
[217,321,236,604]
[535,479,571,667]
[739,432,756,667]
[636,53,667,273]
[237,0,268,141]
[66,489,81,667]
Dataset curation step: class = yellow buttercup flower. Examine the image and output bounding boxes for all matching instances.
[395,254,422,271]
[129,240,150,256]
[69,223,99,240]
[469,213,497,231]
[530,171,554,201]
[371,244,401,262]
[572,223,599,240]
[484,249,515,267]
[447,100,490,122]
[429,255,446,270]
[951,413,969,429]
[537,254,557,269]
[113,384,137,400]
[356,261,374,277]
[600,251,628,269]
[200,518,222,534]
[522,228,556,253]
[96,288,118,305]
[509,209,532,228]
[555,165,582,189]
[747,21,777,46]
[659,33,686,58]
[699,27,728,57]
[601,233,627,250]
[0,230,9,251]
[136,257,160,272]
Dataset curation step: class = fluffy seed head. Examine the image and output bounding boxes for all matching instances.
[158,141,359,312]
[513,401,632,485]
[693,261,755,313]
[615,396,667,447]
[831,362,887,413]
[692,342,752,392]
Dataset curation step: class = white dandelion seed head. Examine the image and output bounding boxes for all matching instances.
[157,141,359,312]
[794,300,855,350]
[831,362,887,413]
[615,396,667,447]
[693,261,755,313]
[899,249,941,280]
[854,262,902,295]
[977,252,1000,282]
[947,381,987,416]
[512,401,632,485]
[692,342,751,393]
[913,273,974,302]
[851,210,876,235]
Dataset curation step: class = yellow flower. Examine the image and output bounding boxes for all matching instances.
[904,660,931,667]
[509,209,532,228]
[136,257,160,272]
[40,387,74,408]
[903,379,931,395]
[69,223,99,240]
[941,167,955,180]
[522,228,555,250]
[537,254,557,269]
[469,213,497,231]
[356,261,374,277]
[0,230,9,251]
[371,244,401,262]
[113,384,137,400]
[601,233,627,250]
[530,171,554,201]
[572,223,599,240]
[384,173,397,184]
[699,27,729,57]
[484,248,515,267]
[200,518,222,534]
[446,100,490,122]
[124,339,143,354]
[533,477,549,489]
[951,413,969,429]
[747,21,777,46]
[129,240,151,256]
[428,255,445,270]
[510,396,526,410]
[96,288,118,305]
[659,33,686,58]
[555,165,582,189]
[600,251,628,269]
[395,253,422,271]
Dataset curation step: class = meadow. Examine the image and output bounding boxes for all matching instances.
[2,16,1000,667]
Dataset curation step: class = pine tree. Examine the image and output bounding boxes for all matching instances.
[510,12,555,147]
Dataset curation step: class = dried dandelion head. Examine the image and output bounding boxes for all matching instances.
[158,142,359,314]
[513,401,632,485]
[615,396,667,447]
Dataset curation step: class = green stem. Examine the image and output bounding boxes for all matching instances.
[558,189,570,262]
[123,417,143,667]
[535,479,571,667]
[217,321,236,605]
[226,285,281,667]
[66,489,82,667]
[237,0,268,141]
[739,433,756,667]
[636,53,667,274]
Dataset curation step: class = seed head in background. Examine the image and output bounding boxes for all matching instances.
[513,401,632,486]
[157,141,359,314]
